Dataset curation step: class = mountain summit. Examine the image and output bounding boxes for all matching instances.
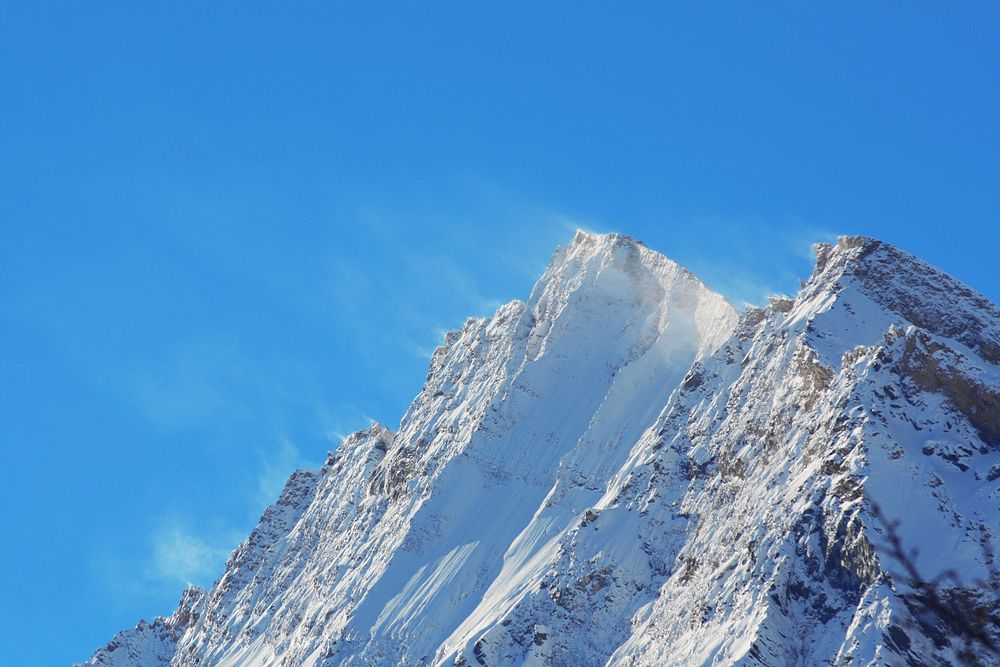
[81,232,1000,666]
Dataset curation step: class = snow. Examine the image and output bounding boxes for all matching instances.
[79,233,1000,667]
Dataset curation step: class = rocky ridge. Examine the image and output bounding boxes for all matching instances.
[80,232,1000,666]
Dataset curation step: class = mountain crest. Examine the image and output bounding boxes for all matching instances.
[80,232,1000,667]
[807,235,1000,363]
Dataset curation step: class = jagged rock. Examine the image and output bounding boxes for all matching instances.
[80,233,1000,667]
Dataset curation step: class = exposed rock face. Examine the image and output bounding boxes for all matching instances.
[83,586,205,667]
[80,233,1000,666]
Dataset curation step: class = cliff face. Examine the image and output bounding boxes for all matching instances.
[81,233,1000,667]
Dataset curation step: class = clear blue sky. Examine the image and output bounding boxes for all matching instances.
[2,3,998,664]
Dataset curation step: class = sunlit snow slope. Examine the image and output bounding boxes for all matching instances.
[81,233,1000,667]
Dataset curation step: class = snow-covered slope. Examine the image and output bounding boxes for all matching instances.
[80,233,1000,666]
[83,587,205,667]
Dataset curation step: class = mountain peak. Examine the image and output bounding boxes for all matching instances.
[524,230,735,364]
[570,228,647,249]
[559,229,667,277]
[807,235,1000,363]
[81,232,1000,667]
[811,234,886,276]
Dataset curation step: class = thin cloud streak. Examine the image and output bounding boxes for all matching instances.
[147,519,240,587]
[256,435,309,507]
[324,194,570,370]
[661,217,839,308]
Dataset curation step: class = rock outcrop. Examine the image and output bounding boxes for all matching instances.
[80,233,1000,666]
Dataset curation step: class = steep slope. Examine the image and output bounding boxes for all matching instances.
[80,233,1000,667]
[613,237,1000,666]
[82,587,205,667]
[80,230,738,666]
[449,236,1000,666]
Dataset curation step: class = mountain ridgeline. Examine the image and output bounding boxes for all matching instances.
[82,232,1000,666]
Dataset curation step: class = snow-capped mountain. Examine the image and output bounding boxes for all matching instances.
[81,231,1000,666]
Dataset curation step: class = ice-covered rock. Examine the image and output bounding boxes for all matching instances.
[81,587,205,667]
[80,233,1000,666]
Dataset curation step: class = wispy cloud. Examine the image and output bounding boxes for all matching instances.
[324,191,571,367]
[125,337,256,431]
[123,335,366,445]
[311,401,376,443]
[659,216,840,308]
[552,212,605,237]
[117,339,372,596]
[146,518,240,587]
[256,435,308,506]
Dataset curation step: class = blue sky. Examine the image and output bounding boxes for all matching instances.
[2,3,999,664]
